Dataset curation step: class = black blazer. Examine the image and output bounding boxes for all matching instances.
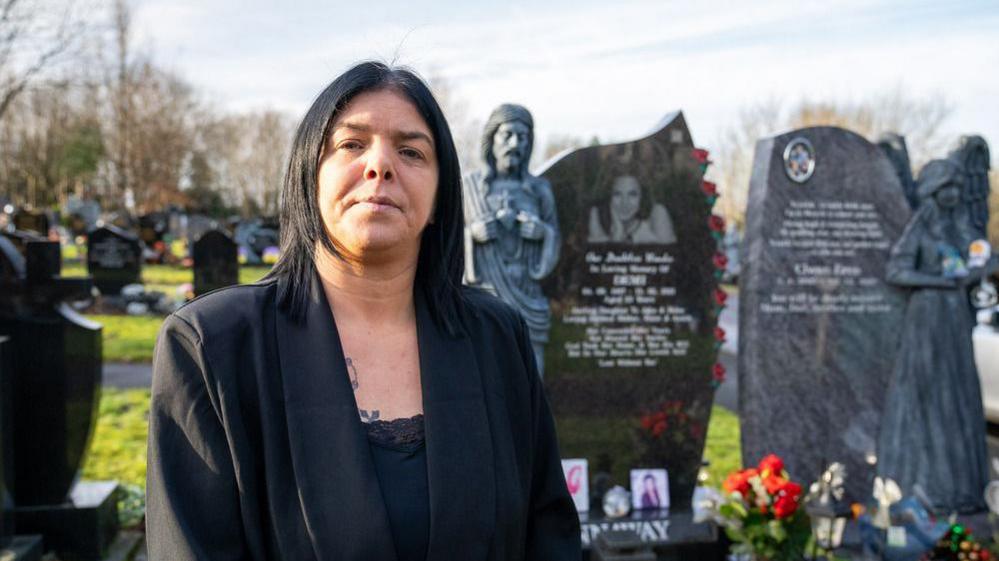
[146,273,581,561]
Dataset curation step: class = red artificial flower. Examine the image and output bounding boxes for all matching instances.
[701,180,718,197]
[714,326,727,342]
[640,414,655,431]
[652,420,667,437]
[758,454,785,478]
[772,481,802,519]
[712,253,729,270]
[713,288,728,306]
[722,468,757,496]
[762,474,786,495]
[692,148,710,164]
[708,214,726,232]
[712,363,726,382]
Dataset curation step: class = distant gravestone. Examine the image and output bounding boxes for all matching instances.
[739,127,911,500]
[193,229,238,296]
[87,225,141,295]
[12,211,49,236]
[540,113,723,509]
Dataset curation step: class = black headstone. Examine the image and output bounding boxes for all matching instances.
[739,127,911,500]
[193,229,238,296]
[540,113,723,509]
[0,240,102,506]
[0,336,13,547]
[86,225,141,295]
[12,211,49,237]
[0,230,45,258]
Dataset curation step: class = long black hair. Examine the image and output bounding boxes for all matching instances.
[266,61,465,333]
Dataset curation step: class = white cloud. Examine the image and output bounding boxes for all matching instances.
[127,0,999,165]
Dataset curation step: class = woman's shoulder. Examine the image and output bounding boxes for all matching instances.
[460,286,527,337]
[168,278,279,342]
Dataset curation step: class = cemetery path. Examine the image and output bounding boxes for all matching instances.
[103,362,152,389]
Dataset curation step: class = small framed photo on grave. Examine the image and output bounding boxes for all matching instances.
[630,469,669,510]
[561,459,589,513]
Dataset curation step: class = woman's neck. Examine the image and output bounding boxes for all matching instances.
[314,246,418,327]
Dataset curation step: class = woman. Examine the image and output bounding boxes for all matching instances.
[587,175,676,244]
[639,473,662,509]
[146,62,581,560]
[877,158,989,513]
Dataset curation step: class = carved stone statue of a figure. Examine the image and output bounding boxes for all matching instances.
[877,158,992,513]
[463,104,560,376]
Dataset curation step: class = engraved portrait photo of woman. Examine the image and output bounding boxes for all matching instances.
[587,175,677,244]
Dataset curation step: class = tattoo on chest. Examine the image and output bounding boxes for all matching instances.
[359,409,381,423]
[346,357,359,391]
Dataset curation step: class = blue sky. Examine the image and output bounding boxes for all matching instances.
[131,0,998,166]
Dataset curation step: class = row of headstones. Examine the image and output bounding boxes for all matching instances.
[2,225,241,298]
[466,102,992,521]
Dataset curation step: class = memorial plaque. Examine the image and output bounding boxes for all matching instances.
[86,225,141,295]
[540,113,722,509]
[739,126,911,501]
[193,229,238,296]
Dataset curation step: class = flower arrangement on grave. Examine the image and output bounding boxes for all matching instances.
[700,454,812,561]
[634,400,706,475]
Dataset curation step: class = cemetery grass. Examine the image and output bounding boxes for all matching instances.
[81,394,739,528]
[89,315,163,363]
[60,264,271,362]
[81,388,150,528]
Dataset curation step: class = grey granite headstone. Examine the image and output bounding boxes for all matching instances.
[193,229,238,296]
[86,225,141,295]
[739,126,911,500]
[539,112,723,509]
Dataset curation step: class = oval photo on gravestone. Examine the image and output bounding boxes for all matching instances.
[539,112,721,509]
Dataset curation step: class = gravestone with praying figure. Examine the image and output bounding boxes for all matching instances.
[193,229,239,296]
[739,126,911,501]
[538,112,725,512]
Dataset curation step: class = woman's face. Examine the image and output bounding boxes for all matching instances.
[935,184,961,208]
[317,89,438,259]
[644,476,656,494]
[610,176,642,223]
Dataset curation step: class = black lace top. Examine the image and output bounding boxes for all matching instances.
[363,414,429,561]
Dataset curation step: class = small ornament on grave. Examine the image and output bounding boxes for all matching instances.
[922,524,990,561]
[602,486,631,519]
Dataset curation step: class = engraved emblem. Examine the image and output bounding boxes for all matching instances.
[783,137,816,183]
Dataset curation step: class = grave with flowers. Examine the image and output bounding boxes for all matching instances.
[739,126,912,503]
[538,112,727,554]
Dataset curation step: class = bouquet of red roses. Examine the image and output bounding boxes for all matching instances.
[708,454,811,561]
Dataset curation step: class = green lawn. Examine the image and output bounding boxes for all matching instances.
[702,406,742,487]
[89,315,164,363]
[61,264,272,362]
[62,263,271,286]
[81,388,151,528]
